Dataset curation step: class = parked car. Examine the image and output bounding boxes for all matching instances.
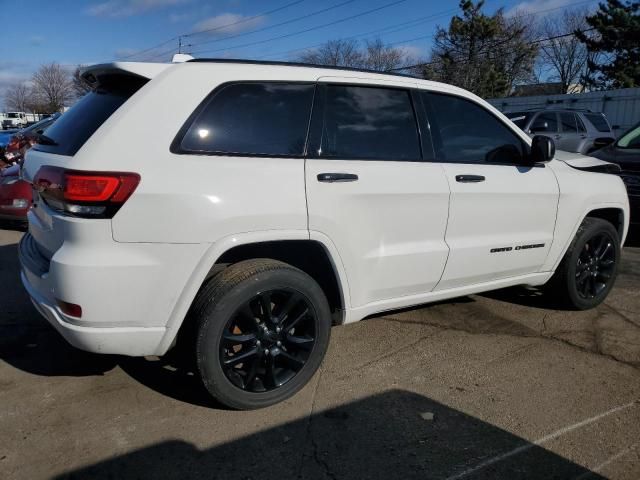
[3,113,61,165]
[19,60,629,410]
[2,112,27,130]
[0,129,19,167]
[592,122,640,226]
[505,109,615,155]
[0,164,30,222]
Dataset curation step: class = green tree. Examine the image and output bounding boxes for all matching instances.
[425,1,537,97]
[576,0,640,89]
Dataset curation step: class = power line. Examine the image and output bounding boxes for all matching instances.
[256,7,458,60]
[190,0,409,56]
[388,27,597,72]
[188,0,357,50]
[183,0,305,38]
[116,0,305,61]
[255,0,596,62]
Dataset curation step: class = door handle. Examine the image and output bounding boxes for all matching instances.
[455,174,485,183]
[317,173,359,183]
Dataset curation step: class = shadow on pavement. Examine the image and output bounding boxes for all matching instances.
[53,389,603,480]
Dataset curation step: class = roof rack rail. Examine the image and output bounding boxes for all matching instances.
[186,58,420,79]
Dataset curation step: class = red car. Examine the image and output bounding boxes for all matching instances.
[0,165,31,222]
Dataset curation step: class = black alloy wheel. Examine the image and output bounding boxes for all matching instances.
[220,288,317,393]
[574,231,616,300]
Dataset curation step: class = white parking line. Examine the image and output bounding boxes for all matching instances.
[574,442,639,480]
[446,400,639,480]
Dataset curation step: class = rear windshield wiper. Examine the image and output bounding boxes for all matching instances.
[36,134,58,146]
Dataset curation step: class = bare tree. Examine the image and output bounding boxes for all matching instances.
[362,38,409,71]
[297,38,415,72]
[72,66,93,98]
[31,63,73,112]
[3,82,30,112]
[298,39,364,68]
[537,8,590,93]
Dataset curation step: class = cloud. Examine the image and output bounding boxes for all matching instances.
[29,36,45,46]
[192,13,266,36]
[169,12,192,23]
[506,0,579,17]
[399,45,425,61]
[86,0,187,18]
[114,47,141,58]
[0,63,34,109]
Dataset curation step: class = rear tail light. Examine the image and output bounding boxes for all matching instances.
[33,166,140,218]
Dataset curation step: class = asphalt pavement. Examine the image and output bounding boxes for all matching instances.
[1,226,639,479]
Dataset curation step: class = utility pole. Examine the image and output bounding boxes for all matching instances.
[178,36,183,54]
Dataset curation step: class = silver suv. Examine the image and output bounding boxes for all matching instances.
[506,109,615,155]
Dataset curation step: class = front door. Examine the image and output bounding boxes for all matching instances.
[557,112,584,153]
[305,82,450,308]
[419,91,560,291]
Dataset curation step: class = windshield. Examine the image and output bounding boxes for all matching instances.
[505,112,533,129]
[617,124,640,149]
[7,113,19,118]
[34,75,146,156]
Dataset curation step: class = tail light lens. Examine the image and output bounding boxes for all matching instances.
[33,166,140,218]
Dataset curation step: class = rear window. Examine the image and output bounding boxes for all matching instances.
[584,113,611,132]
[177,82,315,156]
[34,75,146,156]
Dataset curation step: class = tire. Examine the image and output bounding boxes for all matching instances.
[548,217,620,310]
[190,258,331,410]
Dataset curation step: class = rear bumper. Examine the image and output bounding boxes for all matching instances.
[21,269,166,356]
[19,224,208,356]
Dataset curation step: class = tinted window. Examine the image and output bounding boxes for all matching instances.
[423,92,524,164]
[585,113,611,132]
[180,83,314,156]
[531,112,558,133]
[35,76,146,156]
[559,113,577,133]
[317,85,420,161]
[576,114,587,133]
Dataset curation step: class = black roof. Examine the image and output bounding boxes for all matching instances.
[187,58,419,80]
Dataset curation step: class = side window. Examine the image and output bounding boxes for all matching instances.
[422,92,524,164]
[316,85,421,161]
[560,112,578,133]
[585,113,611,132]
[530,112,558,133]
[576,114,587,133]
[178,83,315,156]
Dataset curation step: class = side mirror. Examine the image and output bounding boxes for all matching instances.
[530,135,555,164]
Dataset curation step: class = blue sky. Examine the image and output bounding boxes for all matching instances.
[0,0,595,98]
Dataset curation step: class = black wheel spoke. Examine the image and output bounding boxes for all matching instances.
[598,241,611,260]
[574,230,616,301]
[223,331,256,346]
[576,270,590,284]
[283,307,309,331]
[258,292,272,320]
[220,288,317,393]
[224,347,258,367]
[286,334,314,351]
[277,350,305,371]
[277,292,301,324]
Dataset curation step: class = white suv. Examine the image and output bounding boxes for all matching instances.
[19,60,629,409]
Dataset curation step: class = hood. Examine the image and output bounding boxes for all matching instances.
[553,150,621,174]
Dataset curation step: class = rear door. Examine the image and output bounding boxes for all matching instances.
[557,112,583,152]
[305,80,450,308]
[420,91,559,290]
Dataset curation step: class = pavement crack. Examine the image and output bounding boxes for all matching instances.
[299,366,337,480]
